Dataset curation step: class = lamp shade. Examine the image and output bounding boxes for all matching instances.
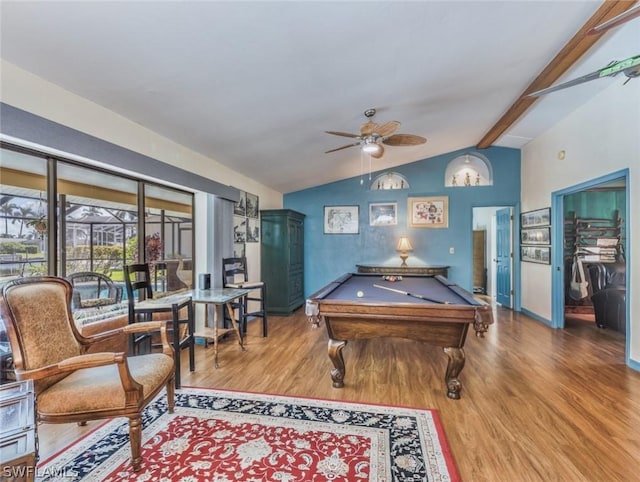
[396,236,413,252]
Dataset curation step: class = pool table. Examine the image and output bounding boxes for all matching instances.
[306,273,493,399]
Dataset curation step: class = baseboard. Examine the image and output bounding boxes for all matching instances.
[521,308,553,327]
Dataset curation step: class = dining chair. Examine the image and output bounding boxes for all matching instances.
[0,276,175,472]
[124,263,195,388]
[222,256,268,337]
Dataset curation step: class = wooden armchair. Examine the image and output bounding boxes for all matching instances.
[0,276,175,472]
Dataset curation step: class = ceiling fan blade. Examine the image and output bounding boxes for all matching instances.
[360,121,378,136]
[375,121,401,137]
[383,134,427,146]
[528,55,640,96]
[325,130,360,138]
[588,4,640,34]
[371,144,385,159]
[325,142,361,154]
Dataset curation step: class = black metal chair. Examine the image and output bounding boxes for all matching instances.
[222,256,268,337]
[124,263,195,388]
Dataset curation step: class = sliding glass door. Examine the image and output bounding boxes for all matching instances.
[0,149,49,282]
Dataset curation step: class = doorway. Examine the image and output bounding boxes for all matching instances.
[552,170,629,344]
[472,206,514,307]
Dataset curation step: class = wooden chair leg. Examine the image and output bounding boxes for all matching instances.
[167,378,175,413]
[129,415,142,471]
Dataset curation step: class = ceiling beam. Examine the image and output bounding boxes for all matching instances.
[476,0,637,149]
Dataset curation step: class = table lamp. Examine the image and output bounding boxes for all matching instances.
[396,236,413,267]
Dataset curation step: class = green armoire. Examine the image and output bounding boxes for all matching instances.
[260,209,305,314]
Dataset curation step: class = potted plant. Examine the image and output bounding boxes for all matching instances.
[27,216,47,238]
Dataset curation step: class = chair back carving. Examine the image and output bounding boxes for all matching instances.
[0,277,83,394]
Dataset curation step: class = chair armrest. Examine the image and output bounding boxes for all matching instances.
[17,351,125,380]
[82,320,173,358]
[123,321,173,357]
[58,352,125,371]
[18,351,145,398]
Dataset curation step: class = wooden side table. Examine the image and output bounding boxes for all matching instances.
[0,379,36,482]
[191,288,249,368]
[356,264,449,277]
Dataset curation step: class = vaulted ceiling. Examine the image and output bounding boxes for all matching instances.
[1,1,638,193]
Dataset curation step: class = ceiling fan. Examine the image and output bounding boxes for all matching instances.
[529,4,640,97]
[528,55,640,97]
[325,108,426,158]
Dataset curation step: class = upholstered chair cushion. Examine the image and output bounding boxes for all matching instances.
[5,282,81,393]
[37,353,174,416]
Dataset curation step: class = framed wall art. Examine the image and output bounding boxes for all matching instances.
[520,226,551,245]
[408,196,448,228]
[521,245,551,264]
[246,192,259,218]
[234,191,246,216]
[324,205,359,234]
[246,218,260,243]
[233,190,260,248]
[233,215,246,243]
[521,207,551,228]
[369,202,397,226]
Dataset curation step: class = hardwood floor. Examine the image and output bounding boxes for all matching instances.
[38,303,639,481]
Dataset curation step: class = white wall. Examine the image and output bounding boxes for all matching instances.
[0,60,282,294]
[521,78,639,363]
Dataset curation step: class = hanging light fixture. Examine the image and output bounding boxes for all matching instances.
[361,137,382,155]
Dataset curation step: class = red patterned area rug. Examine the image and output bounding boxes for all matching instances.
[37,388,459,481]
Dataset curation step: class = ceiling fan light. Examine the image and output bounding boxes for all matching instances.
[362,141,381,154]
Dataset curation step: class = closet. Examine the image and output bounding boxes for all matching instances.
[564,210,624,313]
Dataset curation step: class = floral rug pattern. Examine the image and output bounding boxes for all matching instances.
[37,388,458,481]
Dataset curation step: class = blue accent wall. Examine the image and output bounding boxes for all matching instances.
[284,146,521,297]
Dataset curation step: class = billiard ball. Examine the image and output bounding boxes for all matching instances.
[357,290,364,298]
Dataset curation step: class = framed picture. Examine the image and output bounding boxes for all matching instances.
[324,205,359,234]
[246,192,259,218]
[408,196,448,228]
[369,202,397,226]
[521,207,550,227]
[246,218,260,242]
[234,191,246,216]
[521,245,551,264]
[233,242,245,258]
[520,226,550,245]
[233,215,246,243]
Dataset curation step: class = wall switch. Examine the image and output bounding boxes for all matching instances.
[449,247,455,254]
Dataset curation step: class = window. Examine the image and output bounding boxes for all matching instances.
[0,149,48,282]
[0,144,196,296]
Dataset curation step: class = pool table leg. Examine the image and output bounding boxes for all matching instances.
[443,347,466,399]
[328,338,347,388]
